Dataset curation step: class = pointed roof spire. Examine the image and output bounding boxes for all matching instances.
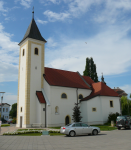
[101,73,106,85]
[19,8,47,45]
[32,6,34,19]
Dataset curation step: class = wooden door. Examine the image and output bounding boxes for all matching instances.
[20,116,22,128]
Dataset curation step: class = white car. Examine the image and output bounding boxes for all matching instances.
[60,122,100,137]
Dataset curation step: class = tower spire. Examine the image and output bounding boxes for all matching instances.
[32,7,34,19]
[101,73,106,85]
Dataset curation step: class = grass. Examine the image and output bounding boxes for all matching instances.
[49,125,117,131]
[48,127,61,129]
[1,124,10,127]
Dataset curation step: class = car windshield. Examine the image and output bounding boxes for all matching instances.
[65,123,72,126]
[117,116,125,121]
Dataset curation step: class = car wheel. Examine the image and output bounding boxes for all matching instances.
[118,127,121,130]
[92,129,98,135]
[69,131,76,137]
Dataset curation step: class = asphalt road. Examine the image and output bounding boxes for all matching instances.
[0,129,131,150]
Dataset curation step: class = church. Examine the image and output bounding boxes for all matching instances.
[16,11,121,128]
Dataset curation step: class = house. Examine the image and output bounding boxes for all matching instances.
[113,87,128,97]
[0,103,10,121]
[16,11,121,128]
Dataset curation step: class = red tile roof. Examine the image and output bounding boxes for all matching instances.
[81,82,119,101]
[36,91,46,103]
[83,76,95,86]
[44,67,92,89]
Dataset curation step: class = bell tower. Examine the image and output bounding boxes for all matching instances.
[17,9,47,128]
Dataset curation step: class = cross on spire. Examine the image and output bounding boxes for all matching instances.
[32,7,34,19]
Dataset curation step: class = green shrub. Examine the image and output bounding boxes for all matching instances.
[12,118,16,124]
[108,112,120,123]
[1,124,10,127]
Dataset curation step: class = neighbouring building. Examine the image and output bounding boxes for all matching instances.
[113,87,128,97]
[16,11,121,128]
[0,103,10,121]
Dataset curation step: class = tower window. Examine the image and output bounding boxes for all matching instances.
[23,49,25,56]
[21,107,22,112]
[35,48,38,55]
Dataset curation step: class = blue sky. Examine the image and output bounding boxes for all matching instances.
[0,0,131,106]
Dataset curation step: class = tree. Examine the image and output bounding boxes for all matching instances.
[72,103,82,122]
[10,103,17,118]
[121,96,131,115]
[83,57,99,82]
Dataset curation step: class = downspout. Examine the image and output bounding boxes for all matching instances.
[76,88,78,105]
[45,102,46,128]
[119,97,122,115]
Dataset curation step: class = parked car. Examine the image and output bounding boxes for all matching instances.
[60,122,100,137]
[7,119,13,124]
[116,115,131,130]
[1,118,7,123]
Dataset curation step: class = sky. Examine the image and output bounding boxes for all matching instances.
[0,0,131,106]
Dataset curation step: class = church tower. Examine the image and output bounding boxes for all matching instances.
[16,9,47,128]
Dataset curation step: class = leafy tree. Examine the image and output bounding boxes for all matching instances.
[83,57,98,82]
[72,103,82,122]
[10,103,17,118]
[121,96,131,115]
[108,112,120,123]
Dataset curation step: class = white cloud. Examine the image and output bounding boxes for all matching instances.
[0,23,19,82]
[0,1,8,12]
[15,0,32,8]
[36,19,48,24]
[40,0,60,4]
[4,93,17,106]
[43,0,131,22]
[46,37,58,48]
[45,25,131,77]
[44,10,70,22]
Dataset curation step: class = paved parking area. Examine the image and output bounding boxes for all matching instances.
[0,129,131,150]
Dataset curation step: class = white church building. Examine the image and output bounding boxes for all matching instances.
[16,12,121,128]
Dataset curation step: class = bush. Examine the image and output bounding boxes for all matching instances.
[1,124,10,127]
[108,112,120,123]
[12,118,16,124]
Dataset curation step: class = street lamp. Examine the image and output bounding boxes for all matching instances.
[0,92,5,121]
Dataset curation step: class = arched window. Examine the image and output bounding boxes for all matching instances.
[34,48,38,55]
[23,49,25,56]
[61,93,67,99]
[79,94,83,99]
[55,106,59,114]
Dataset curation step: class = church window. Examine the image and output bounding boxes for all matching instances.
[55,106,59,114]
[79,94,83,99]
[34,48,38,55]
[92,108,96,112]
[61,93,67,99]
[110,100,113,107]
[21,107,22,112]
[23,49,25,56]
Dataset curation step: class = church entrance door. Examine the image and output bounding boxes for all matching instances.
[20,116,22,128]
[65,116,69,125]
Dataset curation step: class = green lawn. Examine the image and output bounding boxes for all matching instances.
[1,124,10,127]
[48,127,61,129]
[49,125,117,131]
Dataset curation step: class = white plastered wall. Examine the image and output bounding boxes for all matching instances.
[30,42,42,124]
[81,96,120,125]
[101,96,120,123]
[43,80,91,127]
[18,44,27,127]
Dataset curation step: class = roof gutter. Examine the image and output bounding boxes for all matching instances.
[77,71,91,88]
